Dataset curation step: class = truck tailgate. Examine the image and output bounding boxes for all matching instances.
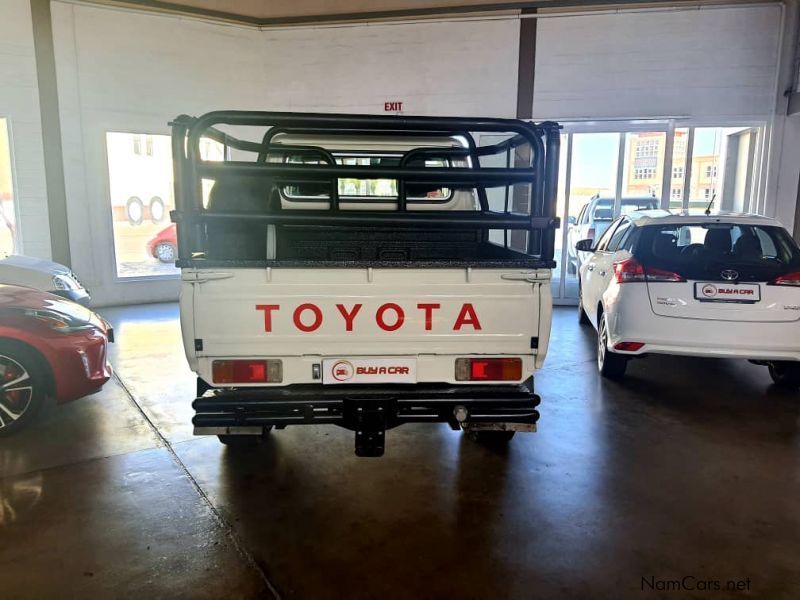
[183,267,550,368]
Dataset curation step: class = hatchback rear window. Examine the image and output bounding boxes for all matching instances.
[636,223,800,282]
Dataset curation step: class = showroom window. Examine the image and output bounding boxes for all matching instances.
[551,121,765,304]
[0,119,18,256]
[106,132,223,278]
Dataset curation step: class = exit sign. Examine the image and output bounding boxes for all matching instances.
[384,101,403,112]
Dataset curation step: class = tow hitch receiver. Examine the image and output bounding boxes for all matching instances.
[348,400,389,457]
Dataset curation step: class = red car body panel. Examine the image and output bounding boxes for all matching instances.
[0,285,112,403]
[147,224,177,258]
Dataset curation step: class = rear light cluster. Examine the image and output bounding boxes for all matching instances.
[613,341,645,352]
[612,257,685,284]
[769,272,800,287]
[455,357,522,381]
[212,359,283,384]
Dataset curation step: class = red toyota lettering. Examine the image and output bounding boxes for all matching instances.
[417,303,440,331]
[255,304,280,332]
[453,303,482,331]
[376,303,405,332]
[336,303,363,331]
[293,303,323,332]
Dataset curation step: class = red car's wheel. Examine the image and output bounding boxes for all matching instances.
[154,243,177,263]
[0,342,47,436]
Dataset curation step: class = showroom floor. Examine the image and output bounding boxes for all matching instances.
[0,304,798,599]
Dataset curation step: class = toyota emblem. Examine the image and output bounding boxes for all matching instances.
[721,269,739,281]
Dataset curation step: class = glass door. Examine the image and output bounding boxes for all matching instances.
[554,132,621,302]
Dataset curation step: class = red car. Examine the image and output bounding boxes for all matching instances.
[147,224,178,263]
[0,285,113,435]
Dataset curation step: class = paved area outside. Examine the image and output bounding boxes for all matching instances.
[1,304,799,599]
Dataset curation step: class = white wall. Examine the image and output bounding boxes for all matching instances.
[51,2,519,305]
[533,5,782,121]
[0,0,52,259]
[533,4,795,229]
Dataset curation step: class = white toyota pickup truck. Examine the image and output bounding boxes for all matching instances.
[171,111,560,456]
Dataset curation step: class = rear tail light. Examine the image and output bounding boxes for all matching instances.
[613,257,646,283]
[212,359,282,384]
[613,341,645,352]
[613,257,685,283]
[587,228,595,241]
[455,357,522,381]
[769,272,800,287]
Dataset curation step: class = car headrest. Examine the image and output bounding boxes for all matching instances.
[734,234,761,259]
[652,233,678,256]
[703,228,731,253]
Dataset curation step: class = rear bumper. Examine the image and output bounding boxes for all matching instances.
[608,305,800,361]
[193,380,539,429]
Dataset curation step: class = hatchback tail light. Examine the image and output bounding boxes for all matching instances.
[613,257,685,283]
[455,357,522,381]
[769,272,800,287]
[587,228,595,241]
[212,359,282,384]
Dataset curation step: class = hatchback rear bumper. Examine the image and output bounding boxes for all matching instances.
[608,307,800,362]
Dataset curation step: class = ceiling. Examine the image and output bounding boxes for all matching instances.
[89,0,706,25]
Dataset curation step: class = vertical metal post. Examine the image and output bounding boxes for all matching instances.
[682,128,695,210]
[558,133,573,300]
[660,121,675,210]
[540,124,560,262]
[613,132,625,218]
[504,147,510,248]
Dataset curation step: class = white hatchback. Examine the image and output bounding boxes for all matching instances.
[576,211,800,387]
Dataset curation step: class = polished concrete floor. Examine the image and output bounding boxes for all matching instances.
[1,304,799,599]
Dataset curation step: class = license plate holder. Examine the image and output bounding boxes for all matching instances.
[322,358,417,384]
[694,282,761,303]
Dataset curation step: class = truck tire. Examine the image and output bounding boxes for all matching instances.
[149,196,166,223]
[218,426,273,448]
[126,196,144,226]
[767,362,800,390]
[597,312,627,379]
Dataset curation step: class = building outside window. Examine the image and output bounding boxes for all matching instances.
[106,132,223,278]
[635,139,658,158]
[133,134,154,157]
[672,166,684,179]
[671,187,682,199]
[634,167,656,180]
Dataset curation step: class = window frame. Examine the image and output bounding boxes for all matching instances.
[595,217,624,252]
[606,217,633,252]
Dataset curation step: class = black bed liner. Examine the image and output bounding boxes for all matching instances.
[170,111,560,268]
